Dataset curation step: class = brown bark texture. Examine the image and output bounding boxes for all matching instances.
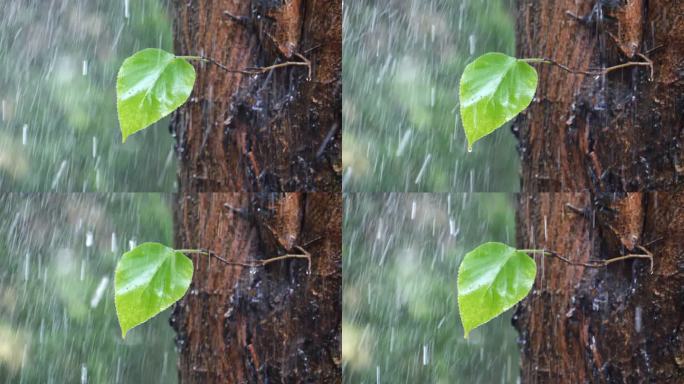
[170,0,342,382]
[514,0,684,382]
[172,0,342,192]
[514,0,684,192]
[515,192,684,383]
[171,193,342,383]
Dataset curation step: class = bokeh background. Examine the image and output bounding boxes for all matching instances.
[343,0,519,192]
[0,194,177,383]
[342,0,522,382]
[343,193,519,383]
[0,0,176,192]
[0,0,180,382]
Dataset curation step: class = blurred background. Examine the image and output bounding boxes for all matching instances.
[0,0,176,192]
[342,0,521,381]
[342,0,520,192]
[0,194,177,383]
[0,0,181,382]
[343,193,519,383]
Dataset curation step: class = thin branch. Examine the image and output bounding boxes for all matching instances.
[522,57,653,79]
[181,246,312,274]
[521,248,653,273]
[182,55,311,79]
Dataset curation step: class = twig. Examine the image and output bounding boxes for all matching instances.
[521,57,653,79]
[180,246,312,274]
[180,55,311,79]
[520,248,653,273]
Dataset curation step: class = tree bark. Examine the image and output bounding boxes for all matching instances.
[515,0,683,192]
[172,0,341,192]
[514,0,684,382]
[171,193,342,383]
[170,0,342,382]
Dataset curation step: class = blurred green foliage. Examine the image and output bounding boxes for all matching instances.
[343,0,520,191]
[0,194,177,383]
[343,193,519,383]
[0,0,180,382]
[0,0,176,191]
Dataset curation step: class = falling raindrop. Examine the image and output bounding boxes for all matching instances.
[111,232,118,252]
[86,231,94,247]
[414,154,431,184]
[468,34,477,55]
[51,160,68,189]
[422,344,429,365]
[24,252,30,281]
[90,276,110,308]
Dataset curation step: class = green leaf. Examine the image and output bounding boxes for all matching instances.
[114,242,193,338]
[116,48,196,142]
[459,52,538,149]
[457,242,536,338]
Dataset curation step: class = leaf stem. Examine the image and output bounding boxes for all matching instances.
[176,56,205,61]
[521,56,653,79]
[177,54,312,79]
[520,248,653,273]
[180,247,312,274]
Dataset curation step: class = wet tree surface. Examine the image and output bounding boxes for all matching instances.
[514,0,684,382]
[169,0,342,382]
[515,0,684,191]
[172,0,341,192]
[171,193,341,382]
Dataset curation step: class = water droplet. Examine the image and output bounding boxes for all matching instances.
[85,231,94,247]
[467,146,473,153]
[89,276,109,308]
[111,232,118,252]
[468,34,477,55]
[123,0,130,19]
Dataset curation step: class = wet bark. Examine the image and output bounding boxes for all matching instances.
[171,193,342,383]
[515,0,684,192]
[514,0,684,382]
[169,0,342,382]
[172,0,342,192]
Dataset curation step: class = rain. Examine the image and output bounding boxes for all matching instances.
[343,0,521,380]
[0,194,177,383]
[0,0,176,192]
[343,193,519,383]
[342,0,519,192]
[0,0,179,382]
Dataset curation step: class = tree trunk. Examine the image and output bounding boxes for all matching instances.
[172,0,341,192]
[514,0,684,382]
[515,0,683,192]
[171,193,342,382]
[169,0,342,382]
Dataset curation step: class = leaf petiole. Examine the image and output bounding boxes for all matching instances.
[175,56,206,61]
